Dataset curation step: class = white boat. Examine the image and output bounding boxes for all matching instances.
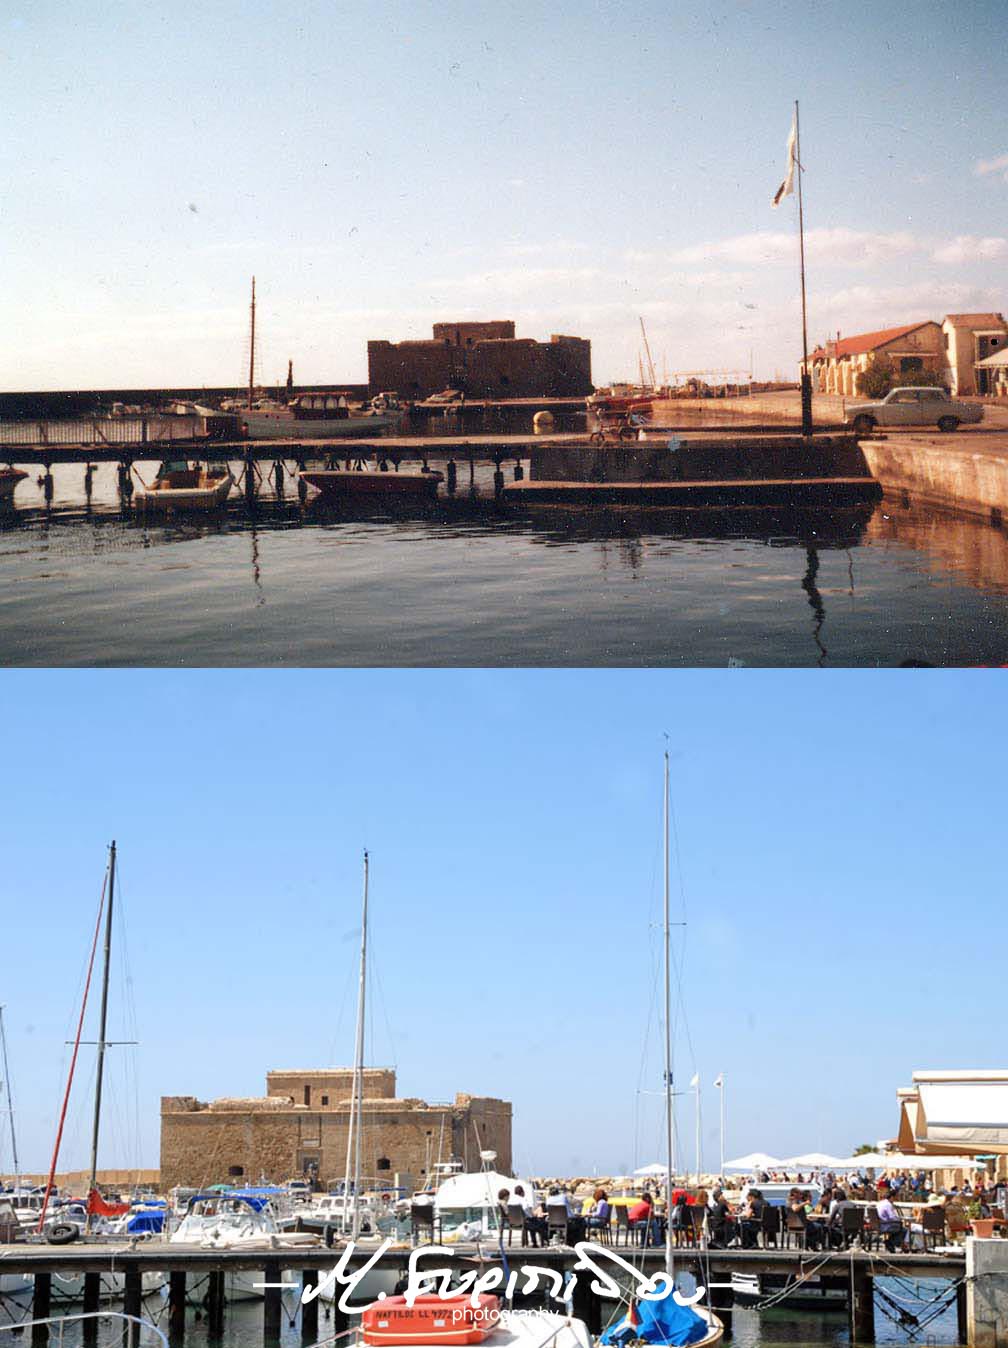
[434,1168,537,1242]
[133,461,233,510]
[169,1191,318,1301]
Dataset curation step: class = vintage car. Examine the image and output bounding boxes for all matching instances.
[845,387,984,433]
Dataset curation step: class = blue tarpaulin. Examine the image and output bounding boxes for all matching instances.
[600,1296,709,1347]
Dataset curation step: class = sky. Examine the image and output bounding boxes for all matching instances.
[0,667,1002,1178]
[3,0,1007,391]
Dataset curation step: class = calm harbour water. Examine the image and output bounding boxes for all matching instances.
[2,463,1008,666]
[0,1279,962,1348]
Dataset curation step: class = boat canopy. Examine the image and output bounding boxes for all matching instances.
[186,1191,271,1213]
[434,1171,535,1211]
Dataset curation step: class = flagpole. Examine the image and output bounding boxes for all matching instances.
[795,99,812,437]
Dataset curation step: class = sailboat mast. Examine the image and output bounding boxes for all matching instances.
[0,1006,19,1181]
[663,752,674,1280]
[247,276,256,412]
[87,840,116,1225]
[343,850,369,1239]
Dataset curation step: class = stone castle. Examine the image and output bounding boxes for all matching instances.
[160,1068,511,1190]
[367,321,592,400]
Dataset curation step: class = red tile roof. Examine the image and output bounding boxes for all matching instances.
[944,312,1006,325]
[809,322,933,362]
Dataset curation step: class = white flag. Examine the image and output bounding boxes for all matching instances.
[772,111,797,207]
[713,1073,724,1088]
[690,1072,700,1089]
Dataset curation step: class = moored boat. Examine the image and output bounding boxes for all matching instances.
[240,394,401,440]
[300,463,443,504]
[133,461,233,511]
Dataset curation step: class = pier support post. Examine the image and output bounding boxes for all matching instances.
[32,1272,51,1347]
[571,1269,601,1335]
[709,1277,733,1340]
[514,459,524,481]
[123,1267,143,1327]
[493,457,504,500]
[83,1273,101,1342]
[273,461,285,498]
[849,1266,875,1343]
[84,463,96,502]
[966,1235,1008,1348]
[263,1259,283,1345]
[468,452,476,499]
[301,1270,318,1340]
[168,1271,187,1340]
[446,460,457,495]
[244,456,257,505]
[958,1278,968,1346]
[206,1270,226,1337]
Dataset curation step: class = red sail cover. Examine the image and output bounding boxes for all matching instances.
[87,1188,130,1216]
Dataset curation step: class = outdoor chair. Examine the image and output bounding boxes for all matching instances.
[505,1203,529,1247]
[840,1205,864,1248]
[410,1203,437,1246]
[921,1206,946,1250]
[862,1207,881,1251]
[614,1205,632,1247]
[784,1208,807,1250]
[760,1204,781,1248]
[686,1205,706,1247]
[547,1206,572,1245]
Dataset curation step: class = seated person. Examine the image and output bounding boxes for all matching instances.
[512,1183,547,1248]
[876,1187,905,1252]
[739,1188,764,1249]
[628,1191,656,1245]
[707,1186,733,1248]
[586,1188,611,1235]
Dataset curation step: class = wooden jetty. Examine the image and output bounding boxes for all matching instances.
[0,1241,969,1346]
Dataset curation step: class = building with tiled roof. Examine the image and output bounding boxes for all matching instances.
[805,321,944,396]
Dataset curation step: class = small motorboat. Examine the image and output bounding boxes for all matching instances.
[300,461,443,504]
[0,466,28,502]
[134,460,233,511]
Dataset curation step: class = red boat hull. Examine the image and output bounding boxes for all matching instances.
[301,469,443,503]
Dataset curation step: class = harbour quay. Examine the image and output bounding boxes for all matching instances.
[0,1241,979,1347]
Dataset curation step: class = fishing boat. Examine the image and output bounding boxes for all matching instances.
[133,461,233,511]
[300,461,443,504]
[240,394,401,440]
[0,467,27,502]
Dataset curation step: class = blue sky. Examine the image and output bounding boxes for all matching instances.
[3,0,1006,389]
[1,668,1002,1178]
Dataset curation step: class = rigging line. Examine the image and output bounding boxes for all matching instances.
[38,860,108,1229]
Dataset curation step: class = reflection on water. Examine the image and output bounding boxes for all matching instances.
[1,475,1008,666]
[867,492,1008,596]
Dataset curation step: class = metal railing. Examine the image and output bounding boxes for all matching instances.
[0,1312,167,1348]
[0,418,204,449]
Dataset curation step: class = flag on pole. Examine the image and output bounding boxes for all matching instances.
[714,1073,724,1088]
[690,1072,700,1089]
[772,111,797,207]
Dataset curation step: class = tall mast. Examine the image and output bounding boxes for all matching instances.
[795,101,812,437]
[87,840,116,1227]
[247,276,256,412]
[663,751,674,1281]
[0,1006,19,1182]
[343,850,369,1239]
[639,317,657,389]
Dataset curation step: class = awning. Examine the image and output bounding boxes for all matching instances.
[917,1078,1008,1148]
[723,1152,781,1172]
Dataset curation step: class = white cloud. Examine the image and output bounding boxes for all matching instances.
[974,153,1008,182]
[932,235,1008,264]
[666,227,920,267]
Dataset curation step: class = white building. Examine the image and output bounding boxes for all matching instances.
[941,313,1008,395]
